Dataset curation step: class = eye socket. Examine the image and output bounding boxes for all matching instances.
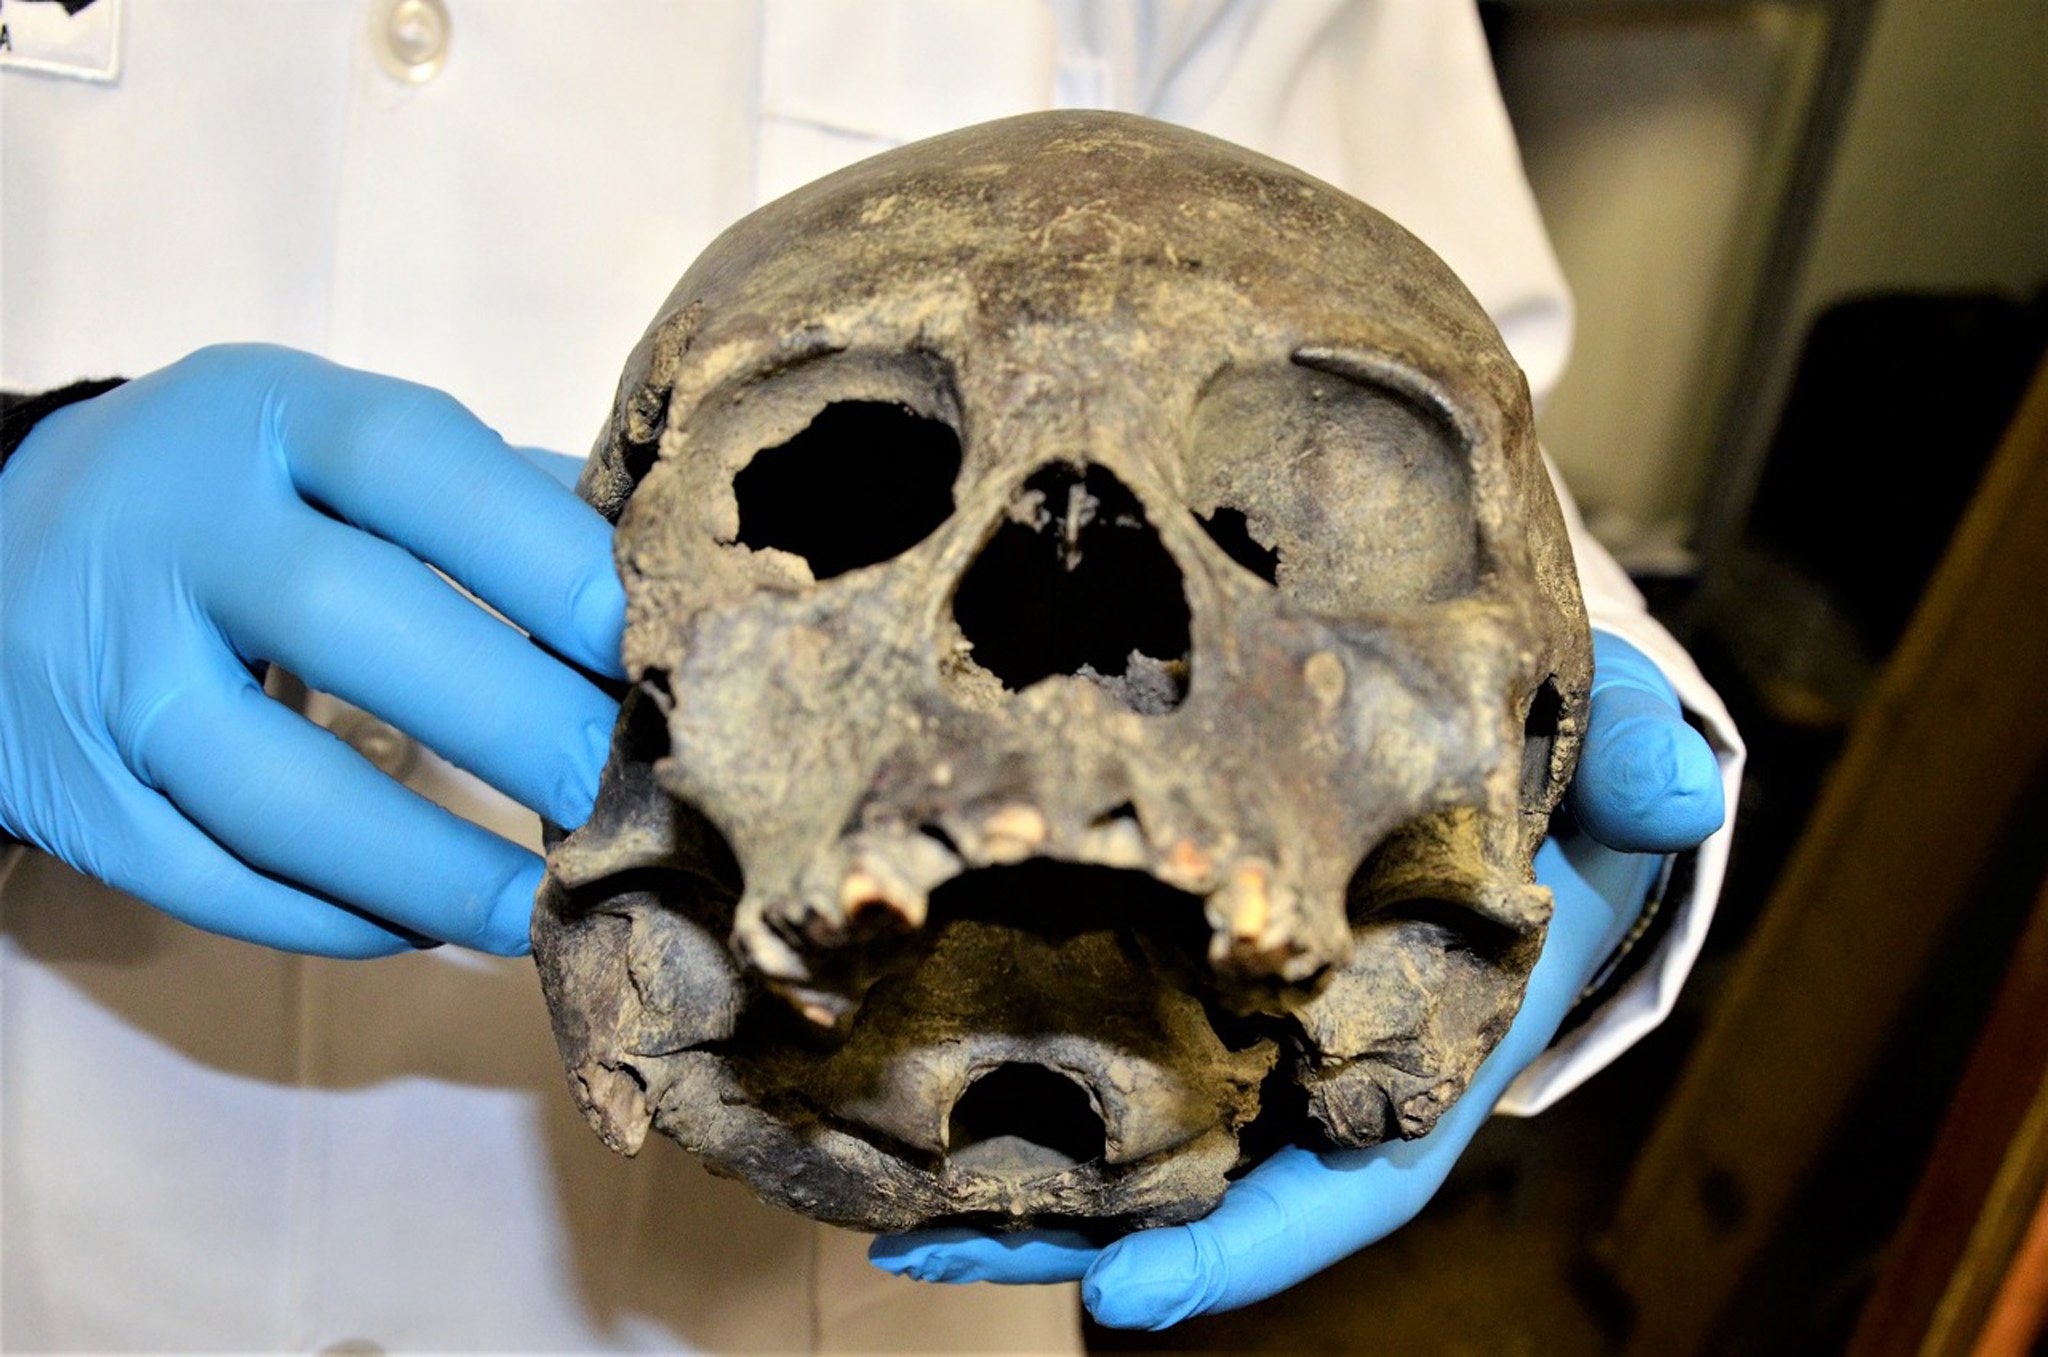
[1186,363,1477,613]
[732,401,962,580]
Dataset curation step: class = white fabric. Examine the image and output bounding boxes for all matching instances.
[0,1,1736,1349]
[1497,459,1747,1116]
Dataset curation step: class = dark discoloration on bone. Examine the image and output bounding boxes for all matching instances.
[533,112,1591,1232]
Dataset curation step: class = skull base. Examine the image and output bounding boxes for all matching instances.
[534,112,1591,1232]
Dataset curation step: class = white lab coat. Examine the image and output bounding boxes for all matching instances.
[0,2,1743,1351]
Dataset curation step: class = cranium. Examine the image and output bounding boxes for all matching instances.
[534,112,1590,1232]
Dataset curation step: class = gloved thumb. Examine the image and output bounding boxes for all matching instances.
[1570,632,1723,853]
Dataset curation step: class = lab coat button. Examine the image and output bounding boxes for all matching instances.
[369,0,451,84]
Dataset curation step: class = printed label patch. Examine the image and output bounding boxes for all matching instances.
[0,0,121,82]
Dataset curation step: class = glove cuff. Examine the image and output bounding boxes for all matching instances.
[1,378,127,473]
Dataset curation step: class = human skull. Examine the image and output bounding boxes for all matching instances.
[534,112,1591,1233]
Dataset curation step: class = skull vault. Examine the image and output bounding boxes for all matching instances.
[534,111,1592,1232]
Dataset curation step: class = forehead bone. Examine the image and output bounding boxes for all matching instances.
[593,113,1521,501]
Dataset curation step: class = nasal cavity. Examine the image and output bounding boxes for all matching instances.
[946,1063,1107,1175]
[951,463,1192,713]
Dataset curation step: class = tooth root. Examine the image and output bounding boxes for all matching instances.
[761,978,857,1031]
[735,912,812,984]
[1210,861,1278,942]
[839,863,929,931]
[773,987,854,1033]
[839,868,888,914]
[981,803,1048,863]
[1079,817,1149,870]
[1226,862,1271,940]
[1207,861,1345,985]
[1160,837,1216,891]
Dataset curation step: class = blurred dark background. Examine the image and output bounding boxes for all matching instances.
[1085,1,2048,1352]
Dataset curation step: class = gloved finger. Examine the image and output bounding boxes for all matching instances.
[1078,1132,1472,1328]
[1082,1056,1515,1328]
[261,348,627,678]
[87,774,417,959]
[1571,632,1723,853]
[513,445,590,491]
[1546,825,1673,964]
[1076,835,1660,1330]
[125,675,541,955]
[215,511,614,827]
[868,1227,1100,1285]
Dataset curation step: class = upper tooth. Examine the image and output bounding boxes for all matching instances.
[1224,861,1272,940]
[839,863,928,930]
[981,803,1049,862]
[1078,817,1148,869]
[1158,837,1216,892]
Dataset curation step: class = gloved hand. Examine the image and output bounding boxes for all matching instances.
[869,631,1724,1328]
[0,344,625,958]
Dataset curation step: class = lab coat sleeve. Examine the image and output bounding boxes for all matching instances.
[1495,461,1746,1115]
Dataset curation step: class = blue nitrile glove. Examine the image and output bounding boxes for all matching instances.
[0,344,625,958]
[870,631,1725,1328]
